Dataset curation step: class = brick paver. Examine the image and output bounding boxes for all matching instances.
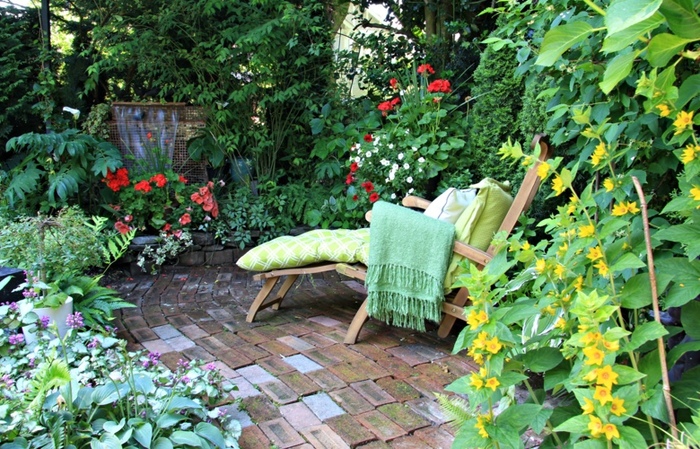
[114,265,473,448]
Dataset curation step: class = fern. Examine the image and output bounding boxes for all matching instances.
[102,228,135,271]
[436,392,473,429]
[25,359,71,413]
[6,161,43,203]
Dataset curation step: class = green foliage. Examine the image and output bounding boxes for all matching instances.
[63,275,135,329]
[4,129,122,212]
[0,308,241,448]
[0,207,108,281]
[445,0,700,446]
[0,6,42,146]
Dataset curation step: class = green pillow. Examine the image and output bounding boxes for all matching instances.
[444,178,513,289]
[236,228,370,272]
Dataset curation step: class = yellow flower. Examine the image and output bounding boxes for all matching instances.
[588,415,603,438]
[603,178,615,192]
[558,242,569,257]
[681,144,699,164]
[602,339,620,352]
[470,372,484,389]
[586,246,604,262]
[626,201,640,214]
[522,241,531,251]
[582,331,602,345]
[594,259,609,276]
[591,141,607,166]
[691,186,700,202]
[582,397,595,415]
[594,365,619,389]
[537,161,550,180]
[485,336,503,354]
[578,223,595,238]
[475,414,491,439]
[593,385,612,405]
[472,331,488,349]
[467,309,488,330]
[485,377,500,391]
[552,176,565,196]
[574,275,584,291]
[535,258,547,274]
[603,423,620,440]
[674,110,694,135]
[611,202,629,216]
[610,397,627,417]
[542,305,557,315]
[656,103,671,117]
[583,346,605,366]
[554,263,566,279]
[555,317,567,330]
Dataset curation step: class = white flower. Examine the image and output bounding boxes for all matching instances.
[398,153,404,160]
[390,193,397,199]
[418,157,425,163]
[62,106,80,120]
[380,159,390,166]
[389,171,395,181]
[366,151,372,158]
[403,163,410,170]
[385,178,390,183]
[392,163,399,170]
[354,156,361,163]
[408,188,415,194]
[388,144,394,150]
[406,176,413,183]
[418,168,423,172]
[412,146,418,152]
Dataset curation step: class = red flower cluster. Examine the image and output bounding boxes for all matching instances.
[361,181,374,193]
[150,173,168,188]
[190,181,219,218]
[114,221,131,235]
[104,168,130,192]
[417,64,435,76]
[348,177,379,203]
[427,79,451,94]
[364,134,373,143]
[179,213,191,226]
[134,180,152,193]
[377,97,401,116]
[390,78,398,89]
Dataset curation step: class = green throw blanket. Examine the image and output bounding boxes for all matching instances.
[366,201,456,331]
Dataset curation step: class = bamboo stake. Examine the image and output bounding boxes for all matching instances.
[632,176,677,439]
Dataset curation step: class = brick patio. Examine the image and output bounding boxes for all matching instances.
[112,264,478,448]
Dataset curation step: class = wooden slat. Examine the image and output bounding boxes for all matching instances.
[253,263,339,281]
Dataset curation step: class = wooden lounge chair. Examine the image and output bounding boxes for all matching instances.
[338,134,552,344]
[245,134,552,344]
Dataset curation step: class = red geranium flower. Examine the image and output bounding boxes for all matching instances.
[389,78,398,89]
[150,173,168,188]
[427,79,451,94]
[364,134,373,143]
[390,97,401,107]
[134,180,152,193]
[162,223,172,232]
[346,173,354,185]
[179,213,191,226]
[350,162,359,173]
[377,101,393,116]
[361,181,374,193]
[417,64,435,75]
[123,215,133,223]
[103,168,130,192]
[146,132,153,139]
[114,221,131,235]
[369,192,380,203]
[178,175,188,184]
[353,194,359,201]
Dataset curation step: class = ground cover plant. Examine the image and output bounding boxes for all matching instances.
[440,0,700,447]
[0,301,241,448]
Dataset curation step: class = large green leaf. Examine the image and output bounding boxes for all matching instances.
[169,431,201,447]
[659,0,700,39]
[677,74,700,110]
[618,426,649,449]
[133,423,153,448]
[496,404,542,430]
[606,0,663,35]
[521,347,564,373]
[554,414,589,433]
[655,221,700,259]
[195,423,226,449]
[622,321,668,352]
[602,13,665,52]
[620,271,674,309]
[658,258,700,307]
[681,301,700,339]
[600,51,638,94]
[646,33,695,67]
[536,22,594,67]
[151,437,174,449]
[610,252,646,273]
[615,365,646,385]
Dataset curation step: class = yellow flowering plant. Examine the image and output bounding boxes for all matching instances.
[440,0,700,446]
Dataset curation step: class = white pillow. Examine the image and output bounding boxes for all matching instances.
[423,187,478,224]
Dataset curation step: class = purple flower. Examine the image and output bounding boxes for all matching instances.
[180,376,191,384]
[1,374,14,387]
[177,359,190,369]
[87,337,99,349]
[143,351,161,369]
[66,312,84,329]
[28,357,35,368]
[205,362,217,371]
[8,333,24,345]
[40,315,51,329]
[9,302,18,312]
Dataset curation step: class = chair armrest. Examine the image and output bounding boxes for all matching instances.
[453,241,492,267]
[402,195,431,210]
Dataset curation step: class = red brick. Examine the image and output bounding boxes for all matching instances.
[414,426,455,449]
[375,378,420,403]
[258,340,298,357]
[330,387,374,415]
[326,414,377,447]
[356,410,406,442]
[377,403,431,432]
[238,425,272,449]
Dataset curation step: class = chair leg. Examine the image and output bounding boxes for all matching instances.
[437,288,470,338]
[344,298,369,344]
[271,275,298,311]
[246,277,279,323]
